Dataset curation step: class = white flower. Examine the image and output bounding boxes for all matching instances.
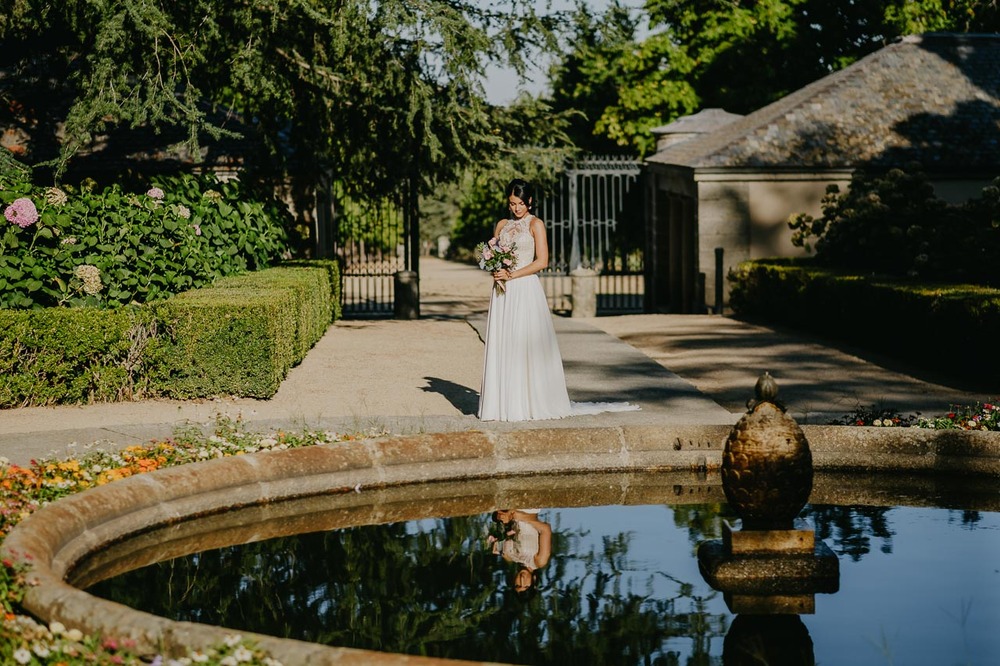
[32,643,51,658]
[13,648,31,664]
[74,264,103,295]
[175,204,191,219]
[190,652,210,663]
[872,419,882,427]
[234,646,253,662]
[222,634,243,647]
[45,187,68,206]
[220,657,238,666]
[66,628,84,641]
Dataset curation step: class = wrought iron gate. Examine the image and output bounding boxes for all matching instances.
[331,183,419,318]
[538,156,645,314]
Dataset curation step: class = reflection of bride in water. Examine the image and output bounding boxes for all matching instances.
[489,509,552,595]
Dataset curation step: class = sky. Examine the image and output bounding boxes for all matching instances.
[481,0,646,105]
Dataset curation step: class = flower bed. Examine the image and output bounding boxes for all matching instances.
[0,416,383,665]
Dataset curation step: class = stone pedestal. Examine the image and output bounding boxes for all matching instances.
[698,519,839,614]
[570,268,597,318]
[393,270,420,320]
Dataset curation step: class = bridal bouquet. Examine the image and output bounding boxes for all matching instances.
[486,514,518,553]
[474,237,517,295]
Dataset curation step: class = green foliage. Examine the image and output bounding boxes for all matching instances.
[828,404,919,427]
[214,266,333,361]
[0,306,167,407]
[444,95,578,259]
[1,557,27,615]
[546,2,652,155]
[0,262,339,407]
[0,0,560,207]
[728,261,1000,386]
[788,168,1000,285]
[286,258,342,322]
[916,400,1000,431]
[0,172,291,308]
[157,289,295,400]
[547,0,1000,155]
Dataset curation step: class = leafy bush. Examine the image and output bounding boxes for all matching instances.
[0,262,340,407]
[0,306,168,407]
[788,167,1000,286]
[0,172,292,308]
[728,261,1000,385]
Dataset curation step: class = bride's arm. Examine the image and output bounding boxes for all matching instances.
[506,217,549,279]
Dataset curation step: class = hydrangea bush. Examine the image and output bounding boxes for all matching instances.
[0,173,292,309]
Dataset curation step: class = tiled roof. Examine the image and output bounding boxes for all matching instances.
[649,108,744,136]
[647,33,1000,172]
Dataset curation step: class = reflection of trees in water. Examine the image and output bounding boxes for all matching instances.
[804,505,895,561]
[668,503,729,548]
[89,512,728,665]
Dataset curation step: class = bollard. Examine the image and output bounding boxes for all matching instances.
[570,267,598,318]
[393,270,420,319]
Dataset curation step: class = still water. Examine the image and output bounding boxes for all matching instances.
[85,488,999,665]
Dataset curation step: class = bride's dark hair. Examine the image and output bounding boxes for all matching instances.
[505,178,535,212]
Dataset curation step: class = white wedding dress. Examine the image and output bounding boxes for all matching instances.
[478,215,639,422]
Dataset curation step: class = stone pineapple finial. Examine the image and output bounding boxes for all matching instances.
[746,371,785,412]
[725,371,811,530]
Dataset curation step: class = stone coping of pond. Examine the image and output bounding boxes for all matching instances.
[3,424,999,666]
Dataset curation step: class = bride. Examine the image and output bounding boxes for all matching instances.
[477,178,638,422]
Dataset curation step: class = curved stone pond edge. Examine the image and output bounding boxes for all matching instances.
[4,424,999,665]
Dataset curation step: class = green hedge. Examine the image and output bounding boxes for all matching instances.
[728,260,1000,383]
[0,261,341,407]
[0,306,167,406]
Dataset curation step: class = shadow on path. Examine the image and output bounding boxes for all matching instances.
[422,376,480,415]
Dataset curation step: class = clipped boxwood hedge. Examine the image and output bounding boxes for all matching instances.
[212,269,326,362]
[0,260,341,408]
[728,259,1000,383]
[0,306,167,407]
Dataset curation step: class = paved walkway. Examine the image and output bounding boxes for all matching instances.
[1,257,995,465]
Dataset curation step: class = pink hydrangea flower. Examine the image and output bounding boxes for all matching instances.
[4,197,39,228]
[146,187,165,200]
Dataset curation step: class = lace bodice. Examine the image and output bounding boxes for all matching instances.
[501,519,541,570]
[498,216,535,270]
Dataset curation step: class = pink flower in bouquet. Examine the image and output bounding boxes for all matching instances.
[146,187,165,200]
[4,197,38,228]
[475,236,518,295]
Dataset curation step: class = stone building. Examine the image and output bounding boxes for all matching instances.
[644,33,1000,313]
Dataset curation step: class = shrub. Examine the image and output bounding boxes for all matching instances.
[728,261,1000,385]
[0,262,340,407]
[0,172,292,309]
[0,306,167,407]
[787,167,1000,286]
